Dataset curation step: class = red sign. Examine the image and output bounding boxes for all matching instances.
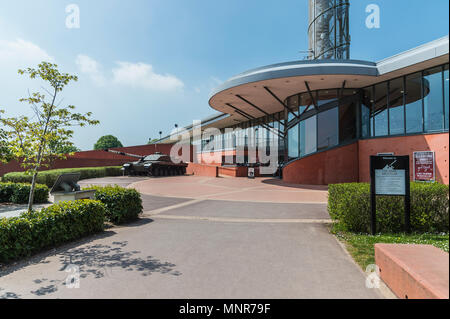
[413,151,435,181]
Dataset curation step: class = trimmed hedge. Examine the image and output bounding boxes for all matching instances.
[0,182,49,204]
[0,200,106,263]
[2,166,122,188]
[86,186,143,224]
[328,182,449,233]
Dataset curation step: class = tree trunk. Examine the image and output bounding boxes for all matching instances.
[27,148,44,211]
[27,171,38,211]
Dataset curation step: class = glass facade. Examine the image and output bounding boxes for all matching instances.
[405,72,423,133]
[445,64,449,130]
[195,63,448,165]
[317,107,338,151]
[388,77,405,135]
[300,115,317,157]
[423,67,445,132]
[284,63,448,161]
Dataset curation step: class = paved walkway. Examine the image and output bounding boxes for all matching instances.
[0,204,50,219]
[0,176,383,299]
[129,176,329,203]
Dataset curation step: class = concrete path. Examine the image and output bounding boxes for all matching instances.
[0,203,50,219]
[130,175,329,203]
[0,176,383,299]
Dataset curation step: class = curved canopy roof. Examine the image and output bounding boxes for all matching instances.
[209,36,449,121]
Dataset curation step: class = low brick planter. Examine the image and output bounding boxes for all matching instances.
[375,244,449,299]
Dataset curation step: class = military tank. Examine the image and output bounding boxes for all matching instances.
[104,149,188,177]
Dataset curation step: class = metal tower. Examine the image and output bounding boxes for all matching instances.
[308,0,350,60]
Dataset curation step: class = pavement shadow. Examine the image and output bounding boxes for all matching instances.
[58,240,181,280]
[261,178,329,190]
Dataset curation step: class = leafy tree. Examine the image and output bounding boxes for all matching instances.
[48,140,80,154]
[94,135,123,150]
[0,111,13,163]
[0,62,99,211]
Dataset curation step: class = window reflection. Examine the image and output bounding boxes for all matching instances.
[340,99,357,142]
[318,108,339,151]
[361,88,372,138]
[423,67,444,132]
[405,72,423,133]
[373,83,388,136]
[444,64,449,130]
[389,77,405,135]
[300,116,317,157]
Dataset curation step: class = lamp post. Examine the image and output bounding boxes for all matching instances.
[156,131,162,152]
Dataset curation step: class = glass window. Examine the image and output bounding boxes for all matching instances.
[288,124,299,159]
[317,89,338,107]
[389,77,405,135]
[317,107,338,151]
[445,64,449,130]
[405,72,423,133]
[300,115,317,157]
[340,98,357,142]
[361,88,372,138]
[287,94,299,110]
[373,82,388,137]
[423,67,444,132]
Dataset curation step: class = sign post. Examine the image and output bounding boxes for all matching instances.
[370,156,411,235]
[248,167,255,179]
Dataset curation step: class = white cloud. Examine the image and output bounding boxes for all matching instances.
[0,38,53,65]
[112,62,184,91]
[75,54,106,86]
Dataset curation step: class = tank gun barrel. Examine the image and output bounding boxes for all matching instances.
[104,149,144,160]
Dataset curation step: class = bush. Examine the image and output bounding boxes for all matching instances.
[0,182,49,204]
[2,166,122,188]
[328,182,449,233]
[0,200,106,263]
[86,186,143,224]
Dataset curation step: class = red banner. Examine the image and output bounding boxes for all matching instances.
[414,151,435,181]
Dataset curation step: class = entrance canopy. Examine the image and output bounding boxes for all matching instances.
[209,36,449,121]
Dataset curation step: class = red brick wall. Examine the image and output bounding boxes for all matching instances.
[0,143,192,176]
[283,142,359,185]
[187,162,218,177]
[283,132,449,185]
[358,133,449,184]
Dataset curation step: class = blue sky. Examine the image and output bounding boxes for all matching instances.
[0,0,448,150]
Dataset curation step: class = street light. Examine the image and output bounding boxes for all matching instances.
[156,131,162,152]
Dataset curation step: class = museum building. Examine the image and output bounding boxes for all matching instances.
[163,1,449,185]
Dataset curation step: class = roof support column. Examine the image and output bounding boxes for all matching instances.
[263,86,300,120]
[305,81,318,110]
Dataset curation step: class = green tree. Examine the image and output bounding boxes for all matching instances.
[48,140,80,154]
[0,62,99,211]
[0,111,13,163]
[94,135,123,150]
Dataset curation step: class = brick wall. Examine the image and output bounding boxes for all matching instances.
[0,143,192,176]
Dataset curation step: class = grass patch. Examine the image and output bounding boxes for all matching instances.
[331,226,449,270]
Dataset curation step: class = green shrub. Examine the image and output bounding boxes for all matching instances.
[0,182,49,204]
[86,186,143,224]
[328,182,449,233]
[2,166,122,188]
[0,200,106,263]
